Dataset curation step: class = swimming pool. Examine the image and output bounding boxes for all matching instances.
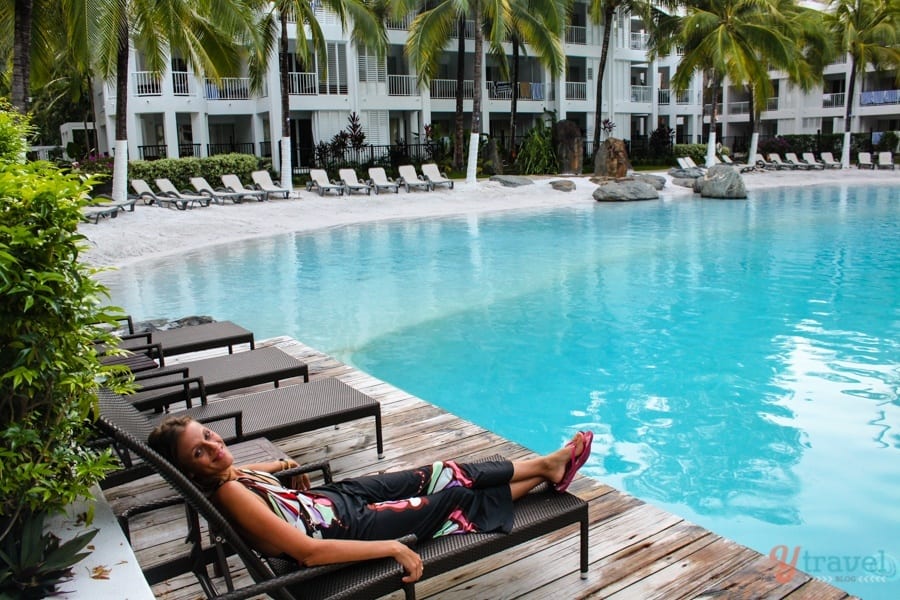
[102,184,899,598]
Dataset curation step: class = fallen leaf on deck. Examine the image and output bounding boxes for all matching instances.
[89,565,112,579]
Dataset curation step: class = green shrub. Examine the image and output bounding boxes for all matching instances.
[673,143,707,164]
[0,107,121,596]
[515,119,557,175]
[128,153,261,190]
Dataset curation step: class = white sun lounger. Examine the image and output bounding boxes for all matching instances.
[190,177,248,204]
[421,163,454,189]
[154,178,212,207]
[306,169,345,196]
[251,170,291,199]
[338,168,372,195]
[820,152,842,169]
[397,165,432,192]
[221,174,266,202]
[367,167,400,194]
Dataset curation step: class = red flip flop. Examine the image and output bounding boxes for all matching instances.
[554,430,593,493]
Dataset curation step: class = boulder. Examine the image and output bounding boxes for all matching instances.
[593,180,659,202]
[694,164,747,199]
[552,120,583,175]
[593,138,631,178]
[668,166,704,179]
[550,179,576,192]
[632,173,666,190]
[490,174,534,187]
[672,178,698,189]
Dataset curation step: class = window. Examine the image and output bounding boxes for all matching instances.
[318,43,348,94]
[358,46,386,83]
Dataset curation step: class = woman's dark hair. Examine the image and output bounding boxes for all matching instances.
[148,415,194,469]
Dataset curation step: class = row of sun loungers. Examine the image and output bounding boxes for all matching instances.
[682,151,896,173]
[96,316,588,599]
[857,151,895,170]
[130,171,291,210]
[307,163,455,196]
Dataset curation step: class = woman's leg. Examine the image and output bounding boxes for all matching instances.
[507,432,587,500]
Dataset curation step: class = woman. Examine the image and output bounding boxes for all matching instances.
[149,416,593,583]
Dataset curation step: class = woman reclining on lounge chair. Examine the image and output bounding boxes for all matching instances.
[149,416,592,583]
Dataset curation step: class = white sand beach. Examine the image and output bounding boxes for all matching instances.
[81,169,898,269]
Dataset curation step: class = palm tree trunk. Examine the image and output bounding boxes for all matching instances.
[112,10,130,203]
[11,0,34,112]
[592,5,616,152]
[841,57,858,167]
[466,3,483,183]
[279,11,293,191]
[508,37,520,157]
[453,16,466,169]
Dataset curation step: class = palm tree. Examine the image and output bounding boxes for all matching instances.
[505,0,567,156]
[255,0,386,190]
[649,0,821,165]
[92,0,261,202]
[824,0,900,166]
[405,0,512,181]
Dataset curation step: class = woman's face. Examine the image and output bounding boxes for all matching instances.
[175,420,234,479]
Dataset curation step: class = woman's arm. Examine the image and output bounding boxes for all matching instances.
[215,480,424,582]
[240,458,297,473]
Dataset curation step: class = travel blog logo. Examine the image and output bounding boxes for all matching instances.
[769,545,898,585]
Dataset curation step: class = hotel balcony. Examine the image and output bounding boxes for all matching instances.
[388,75,420,96]
[630,32,649,51]
[566,25,586,45]
[430,79,474,99]
[566,81,587,101]
[860,89,900,106]
[203,77,260,100]
[487,81,551,101]
[822,93,845,108]
[630,85,651,103]
[287,72,347,96]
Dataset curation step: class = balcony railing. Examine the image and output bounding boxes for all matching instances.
[172,71,191,96]
[676,89,692,104]
[860,89,900,105]
[630,85,650,103]
[658,88,670,104]
[430,79,474,99]
[208,142,255,156]
[133,71,161,96]
[387,13,415,30]
[138,144,167,160]
[766,96,779,111]
[388,75,419,96]
[260,141,272,158]
[288,72,318,95]
[487,81,549,100]
[822,92,845,108]
[566,81,587,101]
[728,101,751,115]
[179,143,200,158]
[630,32,649,50]
[451,20,475,39]
[204,78,254,100]
[566,25,586,45]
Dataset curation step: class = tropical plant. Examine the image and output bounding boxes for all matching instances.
[0,105,121,594]
[824,0,900,134]
[515,117,558,174]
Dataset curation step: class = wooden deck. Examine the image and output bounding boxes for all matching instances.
[103,337,856,599]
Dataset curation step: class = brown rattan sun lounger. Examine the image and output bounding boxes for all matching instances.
[129,346,309,410]
[97,416,590,600]
[120,320,255,356]
[144,376,384,458]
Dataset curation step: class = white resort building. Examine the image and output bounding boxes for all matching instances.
[89,3,899,169]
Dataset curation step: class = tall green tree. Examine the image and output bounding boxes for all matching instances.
[824,0,900,138]
[650,0,823,164]
[92,0,261,202]
[404,0,512,180]
[504,0,568,155]
[252,0,386,190]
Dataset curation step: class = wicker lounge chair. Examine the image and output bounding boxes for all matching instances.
[857,152,875,169]
[252,170,292,199]
[155,178,212,208]
[338,168,373,195]
[420,163,454,189]
[190,177,248,204]
[97,415,590,600]
[306,169,345,196]
[119,320,255,356]
[820,152,842,169]
[398,165,432,192]
[127,346,309,410]
[876,151,895,170]
[221,174,267,202]
[367,167,400,194]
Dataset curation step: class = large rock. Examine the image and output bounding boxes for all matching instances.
[552,120,583,175]
[490,174,534,187]
[668,166,704,179]
[593,180,659,202]
[632,173,666,190]
[693,164,747,199]
[594,138,631,178]
[550,179,576,192]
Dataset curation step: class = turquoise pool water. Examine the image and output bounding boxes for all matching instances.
[102,184,899,598]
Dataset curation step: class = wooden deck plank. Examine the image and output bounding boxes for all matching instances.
[108,338,856,600]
